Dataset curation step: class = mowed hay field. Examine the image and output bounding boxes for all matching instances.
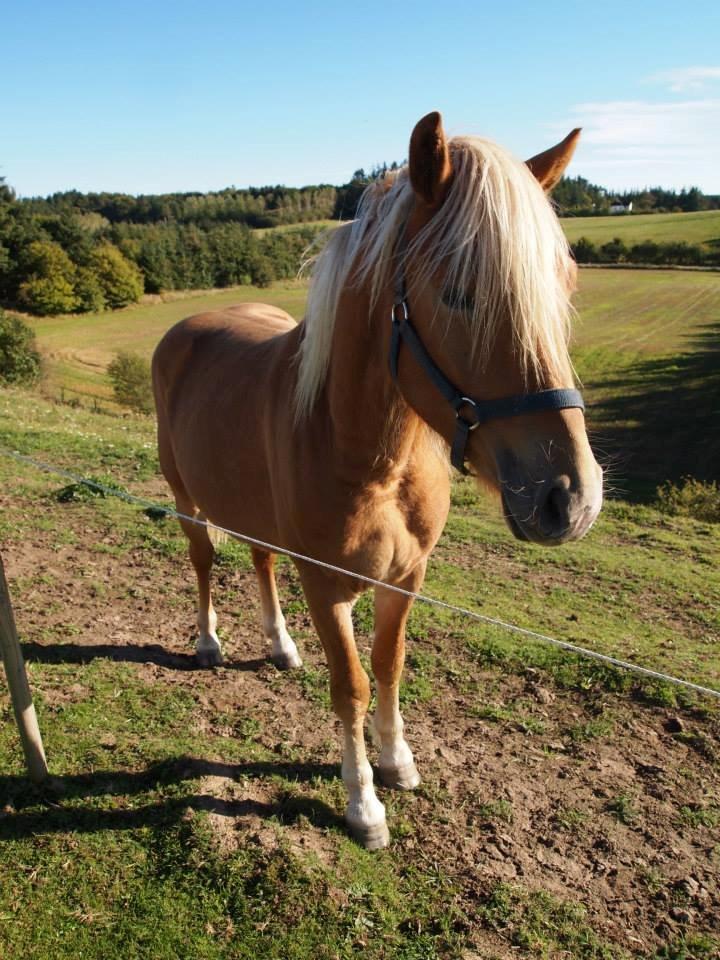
[0,267,719,958]
[561,209,720,249]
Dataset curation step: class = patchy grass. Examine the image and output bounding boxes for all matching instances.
[479,883,628,959]
[607,793,639,825]
[657,478,720,524]
[678,803,720,829]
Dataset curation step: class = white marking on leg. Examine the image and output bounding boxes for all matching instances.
[342,721,388,847]
[265,611,302,669]
[196,602,223,666]
[257,568,302,669]
[374,684,420,789]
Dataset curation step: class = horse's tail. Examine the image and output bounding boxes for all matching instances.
[206,524,228,548]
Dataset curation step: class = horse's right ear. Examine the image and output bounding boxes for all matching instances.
[409,112,453,207]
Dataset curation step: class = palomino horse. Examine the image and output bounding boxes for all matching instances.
[152,112,603,849]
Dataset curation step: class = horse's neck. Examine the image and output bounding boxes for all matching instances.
[322,284,426,482]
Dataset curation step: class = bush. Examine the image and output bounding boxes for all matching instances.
[0,310,41,384]
[571,237,718,267]
[107,350,153,414]
[599,237,628,262]
[656,477,720,523]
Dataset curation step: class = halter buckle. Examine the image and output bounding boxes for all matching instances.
[454,397,482,431]
[391,300,409,324]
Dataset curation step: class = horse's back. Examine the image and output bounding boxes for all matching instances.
[153,302,296,398]
[152,302,300,533]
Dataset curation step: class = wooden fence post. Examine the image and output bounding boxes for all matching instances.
[0,552,48,782]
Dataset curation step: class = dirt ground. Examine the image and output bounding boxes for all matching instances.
[4,503,719,958]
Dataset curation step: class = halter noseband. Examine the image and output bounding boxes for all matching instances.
[388,237,585,475]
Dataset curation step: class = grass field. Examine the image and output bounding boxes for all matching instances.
[560,209,720,249]
[28,281,309,403]
[254,219,339,236]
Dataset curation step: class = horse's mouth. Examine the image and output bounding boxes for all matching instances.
[501,490,530,542]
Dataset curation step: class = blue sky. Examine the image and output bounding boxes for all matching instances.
[3,0,719,196]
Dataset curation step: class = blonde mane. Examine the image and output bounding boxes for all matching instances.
[294,136,575,419]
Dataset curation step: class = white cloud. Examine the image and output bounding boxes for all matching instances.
[648,66,720,92]
[554,97,720,191]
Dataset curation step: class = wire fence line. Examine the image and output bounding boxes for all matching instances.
[2,446,719,702]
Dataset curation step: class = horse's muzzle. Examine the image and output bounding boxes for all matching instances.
[500,468,602,546]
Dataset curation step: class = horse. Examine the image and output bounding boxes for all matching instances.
[151,112,603,849]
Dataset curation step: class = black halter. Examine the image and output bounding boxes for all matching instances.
[389,245,585,475]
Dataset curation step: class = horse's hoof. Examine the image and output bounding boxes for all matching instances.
[272,651,303,671]
[196,648,224,668]
[348,819,390,850]
[378,762,421,791]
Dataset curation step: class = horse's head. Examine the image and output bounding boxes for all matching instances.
[395,112,602,545]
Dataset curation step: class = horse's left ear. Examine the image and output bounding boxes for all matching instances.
[526,128,581,192]
[409,111,453,207]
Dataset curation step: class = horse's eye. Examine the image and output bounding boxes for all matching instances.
[441,288,475,313]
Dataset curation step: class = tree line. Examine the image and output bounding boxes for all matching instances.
[0,177,328,314]
[552,177,719,215]
[20,181,366,228]
[1,166,718,317]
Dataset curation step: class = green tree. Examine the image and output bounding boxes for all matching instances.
[17,240,79,314]
[107,351,153,413]
[248,253,274,287]
[89,243,143,308]
[75,266,107,311]
[0,310,41,384]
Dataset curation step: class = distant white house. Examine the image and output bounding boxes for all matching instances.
[609,201,633,214]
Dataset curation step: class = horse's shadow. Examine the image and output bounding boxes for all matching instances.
[0,757,344,841]
[20,641,267,673]
[5,645,342,840]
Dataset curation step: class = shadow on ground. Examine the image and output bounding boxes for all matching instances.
[21,641,267,673]
[0,756,344,840]
[587,320,720,501]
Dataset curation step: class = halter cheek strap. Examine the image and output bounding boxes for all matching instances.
[388,243,585,474]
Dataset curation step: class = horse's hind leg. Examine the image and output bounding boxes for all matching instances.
[251,548,302,670]
[178,509,223,667]
[370,564,425,790]
[155,405,223,667]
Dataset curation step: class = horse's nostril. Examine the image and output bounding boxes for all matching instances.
[539,477,571,537]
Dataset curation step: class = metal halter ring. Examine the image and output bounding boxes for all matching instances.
[391,301,409,324]
[454,397,482,430]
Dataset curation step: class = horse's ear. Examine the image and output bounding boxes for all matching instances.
[526,128,581,192]
[409,111,453,207]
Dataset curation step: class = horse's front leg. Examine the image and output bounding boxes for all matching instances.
[297,564,389,850]
[371,563,426,790]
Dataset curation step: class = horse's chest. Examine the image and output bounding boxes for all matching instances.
[343,478,449,580]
